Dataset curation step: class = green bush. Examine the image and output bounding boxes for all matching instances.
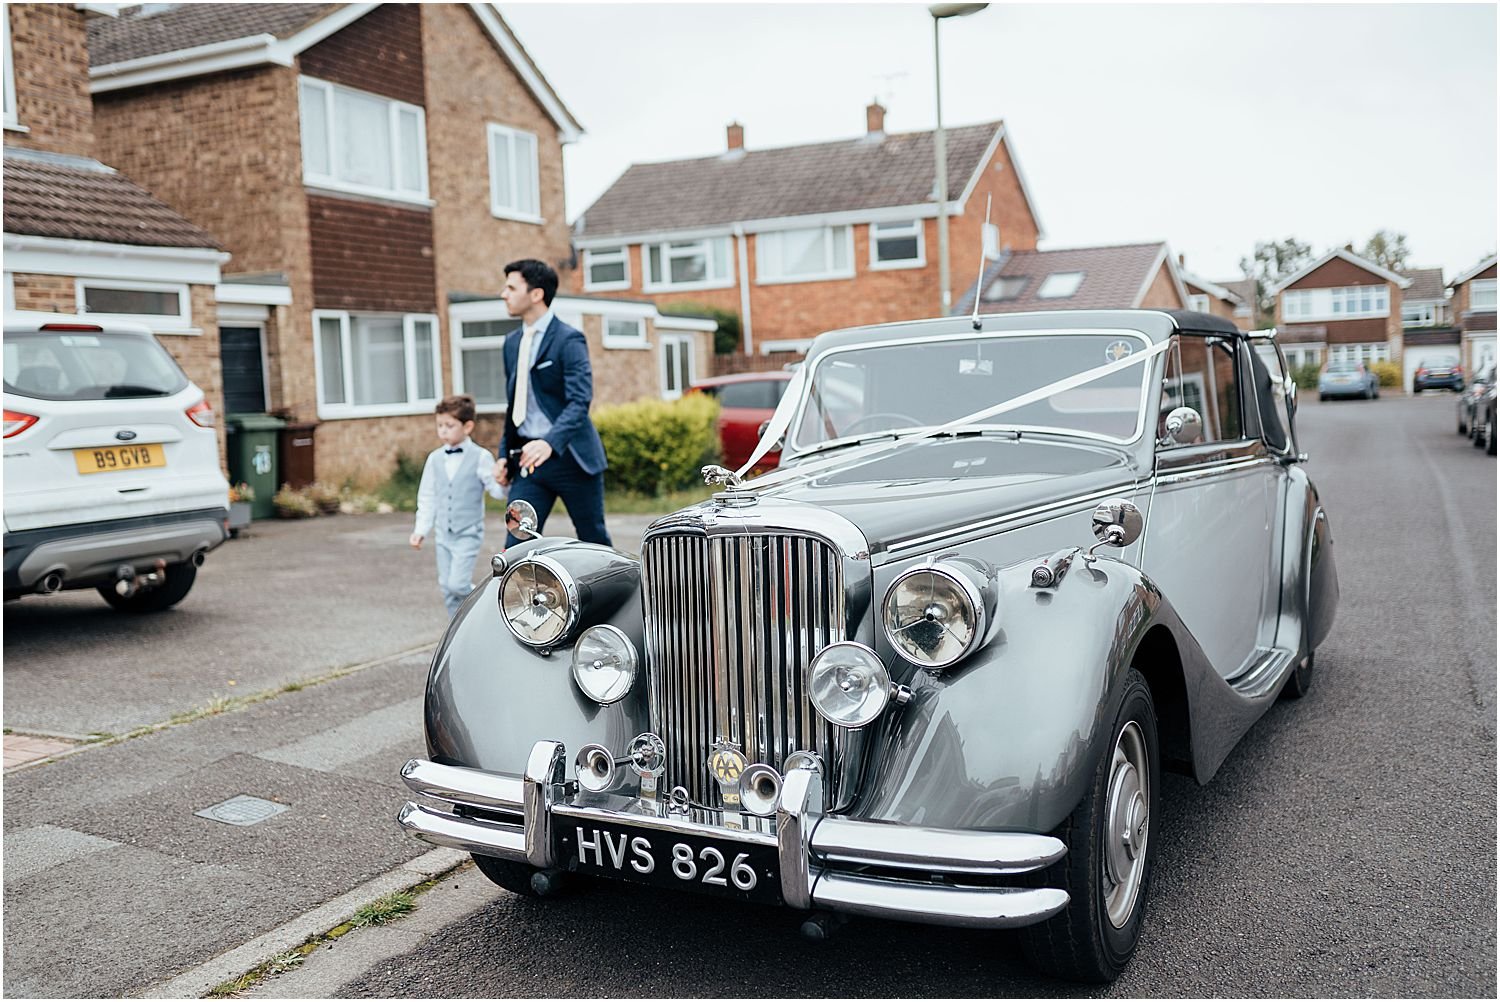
[596,394,721,496]
[1291,362,1322,393]
[1368,360,1401,387]
[662,303,740,355]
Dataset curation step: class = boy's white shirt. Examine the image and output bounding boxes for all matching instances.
[413,437,506,538]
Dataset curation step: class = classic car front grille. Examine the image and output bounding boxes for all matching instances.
[641,532,848,808]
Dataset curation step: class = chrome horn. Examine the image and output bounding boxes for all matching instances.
[738,763,783,818]
[575,743,616,793]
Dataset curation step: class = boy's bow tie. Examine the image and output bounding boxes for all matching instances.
[444,447,463,454]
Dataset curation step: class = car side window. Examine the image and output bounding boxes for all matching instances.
[1249,343,1294,454]
[1159,335,1242,446]
[719,380,779,409]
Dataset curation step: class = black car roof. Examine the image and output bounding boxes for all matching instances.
[1163,310,1244,337]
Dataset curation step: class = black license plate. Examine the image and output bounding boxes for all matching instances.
[558,818,782,906]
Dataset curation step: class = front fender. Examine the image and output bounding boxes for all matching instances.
[425,538,649,773]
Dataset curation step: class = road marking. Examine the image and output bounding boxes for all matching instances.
[256,698,424,772]
[4,825,121,884]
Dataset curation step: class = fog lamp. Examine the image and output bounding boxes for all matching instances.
[571,625,638,704]
[807,642,893,729]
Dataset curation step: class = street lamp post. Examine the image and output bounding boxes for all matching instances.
[929,3,987,316]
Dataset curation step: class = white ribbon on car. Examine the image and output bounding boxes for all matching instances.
[735,336,1173,491]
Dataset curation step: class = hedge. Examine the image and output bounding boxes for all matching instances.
[595,394,722,496]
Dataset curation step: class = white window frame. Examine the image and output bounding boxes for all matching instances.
[659,332,695,400]
[75,278,194,333]
[1187,293,1211,314]
[868,219,925,270]
[602,315,649,350]
[3,9,20,131]
[643,237,734,293]
[486,122,542,224]
[1037,272,1084,299]
[299,76,430,206]
[1402,302,1437,327]
[755,225,855,285]
[1326,342,1390,366]
[312,309,443,419]
[1282,285,1389,322]
[583,246,631,292]
[448,305,520,415]
[1471,278,1497,312]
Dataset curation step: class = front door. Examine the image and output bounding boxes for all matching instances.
[220,324,268,413]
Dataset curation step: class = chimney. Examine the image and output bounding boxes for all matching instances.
[866,100,886,137]
[727,122,744,151]
[1344,242,1354,253]
[1178,253,1185,268]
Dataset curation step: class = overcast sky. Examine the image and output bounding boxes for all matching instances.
[500,1,1496,282]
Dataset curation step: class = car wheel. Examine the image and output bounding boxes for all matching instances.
[471,853,548,897]
[1020,669,1159,983]
[1458,412,1468,435]
[96,561,197,613]
[1474,416,1488,450]
[1487,413,1497,456]
[1280,653,1314,699]
[1319,393,1328,402]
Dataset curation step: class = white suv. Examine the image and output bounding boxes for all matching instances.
[4,313,229,611]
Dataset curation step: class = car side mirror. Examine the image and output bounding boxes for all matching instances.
[1089,498,1143,550]
[1164,406,1203,445]
[505,499,540,540]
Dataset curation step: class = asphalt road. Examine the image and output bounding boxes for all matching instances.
[317,392,1495,998]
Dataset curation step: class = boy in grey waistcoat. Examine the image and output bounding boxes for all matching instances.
[410,395,506,616]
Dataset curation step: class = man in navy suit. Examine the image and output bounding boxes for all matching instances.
[492,258,611,548]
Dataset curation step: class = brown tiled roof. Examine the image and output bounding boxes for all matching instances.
[2,149,221,249]
[1221,278,1257,307]
[89,3,334,67]
[1399,267,1446,303]
[575,122,1002,239]
[957,242,1168,314]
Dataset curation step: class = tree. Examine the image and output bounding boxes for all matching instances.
[1240,237,1313,320]
[1360,230,1410,272]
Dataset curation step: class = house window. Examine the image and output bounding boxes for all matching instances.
[984,276,1027,301]
[645,237,733,291]
[76,279,192,333]
[453,316,520,410]
[1187,294,1211,314]
[660,333,695,399]
[870,220,924,269]
[299,77,428,203]
[602,316,648,349]
[1326,342,1390,366]
[1402,302,1437,327]
[1283,285,1389,321]
[487,122,540,221]
[3,9,17,130]
[1472,279,1497,311]
[583,247,630,291]
[757,226,854,284]
[313,310,442,417]
[1037,272,1084,299]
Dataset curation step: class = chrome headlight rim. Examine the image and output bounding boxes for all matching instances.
[805,640,893,729]
[570,624,639,705]
[881,561,986,669]
[499,554,580,648]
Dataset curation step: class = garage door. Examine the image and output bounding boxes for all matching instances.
[1405,348,1461,393]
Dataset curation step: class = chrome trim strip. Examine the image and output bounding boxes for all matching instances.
[811,872,1070,930]
[777,766,822,910]
[397,802,528,861]
[552,802,778,848]
[812,819,1065,875]
[401,758,525,813]
[523,740,565,869]
[1153,457,1272,487]
[886,482,1137,555]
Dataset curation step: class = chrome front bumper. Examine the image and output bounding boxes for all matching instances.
[398,740,1069,929]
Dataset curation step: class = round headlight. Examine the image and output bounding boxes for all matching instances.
[882,563,983,668]
[500,556,578,647]
[571,625,638,704]
[807,642,892,729]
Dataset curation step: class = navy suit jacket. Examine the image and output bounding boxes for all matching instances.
[502,316,607,475]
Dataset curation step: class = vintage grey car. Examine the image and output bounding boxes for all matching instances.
[398,309,1338,982]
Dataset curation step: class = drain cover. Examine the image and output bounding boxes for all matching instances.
[195,795,290,826]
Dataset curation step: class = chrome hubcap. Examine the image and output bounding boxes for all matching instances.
[1103,720,1149,928]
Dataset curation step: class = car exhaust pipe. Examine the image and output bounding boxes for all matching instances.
[37,571,64,595]
[191,548,207,568]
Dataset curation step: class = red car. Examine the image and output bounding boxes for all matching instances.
[689,371,793,473]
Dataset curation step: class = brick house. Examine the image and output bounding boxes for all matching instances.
[956,241,1188,316]
[85,3,711,487]
[1395,266,1465,390]
[1270,247,1412,379]
[571,104,1043,364]
[1179,262,1253,330]
[1449,255,1497,375]
[2,2,230,460]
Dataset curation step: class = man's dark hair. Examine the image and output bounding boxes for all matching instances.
[504,258,558,307]
[436,394,477,424]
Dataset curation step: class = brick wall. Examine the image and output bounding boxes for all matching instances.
[1285,258,1388,290]
[1139,262,1186,309]
[5,4,94,157]
[8,272,74,313]
[300,3,424,105]
[307,194,437,312]
[947,134,1040,306]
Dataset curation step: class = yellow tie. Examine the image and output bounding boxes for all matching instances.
[512,325,535,427]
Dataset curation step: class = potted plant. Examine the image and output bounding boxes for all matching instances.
[307,481,342,515]
[228,483,255,535]
[272,484,318,519]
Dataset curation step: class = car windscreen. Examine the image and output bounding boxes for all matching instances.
[3,331,189,400]
[793,331,1151,448]
[1324,363,1361,373]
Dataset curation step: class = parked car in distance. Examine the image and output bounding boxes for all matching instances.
[1413,355,1464,393]
[398,309,1338,983]
[688,371,793,473]
[1457,363,1494,436]
[3,313,229,610]
[1318,360,1379,400]
[1471,375,1496,456]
